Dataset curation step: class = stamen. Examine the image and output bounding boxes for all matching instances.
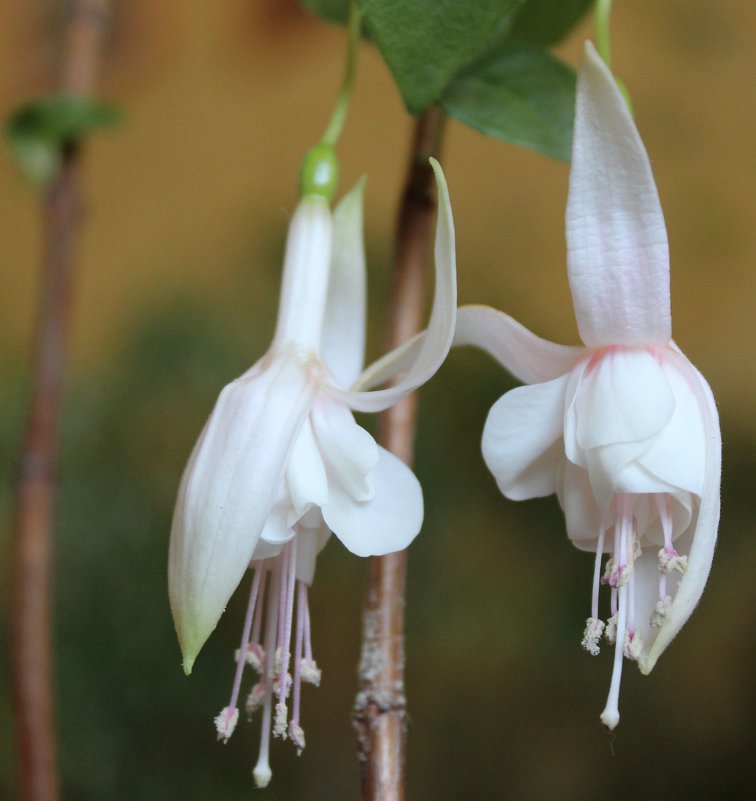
[245,682,266,718]
[651,596,672,628]
[291,581,306,731]
[214,706,239,742]
[591,526,606,620]
[301,584,321,685]
[581,618,605,655]
[230,568,264,701]
[604,613,618,644]
[274,542,298,738]
[623,629,643,661]
[288,721,306,755]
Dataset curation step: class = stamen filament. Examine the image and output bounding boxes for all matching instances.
[591,526,606,619]
[228,567,263,711]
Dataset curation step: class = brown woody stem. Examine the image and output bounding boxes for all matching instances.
[353,105,445,801]
[11,3,110,800]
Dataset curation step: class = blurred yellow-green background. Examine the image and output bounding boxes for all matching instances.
[1,1,754,799]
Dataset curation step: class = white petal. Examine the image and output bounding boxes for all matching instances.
[481,376,568,500]
[320,178,367,388]
[639,359,721,674]
[337,158,456,412]
[575,348,674,449]
[251,538,284,562]
[311,395,379,502]
[286,418,329,523]
[168,351,316,673]
[271,196,333,351]
[629,549,662,648]
[454,305,583,384]
[294,525,331,586]
[556,459,606,551]
[322,447,423,557]
[567,42,671,347]
[260,501,296,545]
[636,351,707,496]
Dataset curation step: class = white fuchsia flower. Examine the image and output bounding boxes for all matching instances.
[168,158,456,785]
[454,43,721,729]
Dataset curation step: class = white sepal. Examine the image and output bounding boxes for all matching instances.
[321,178,367,389]
[338,158,456,412]
[567,42,671,348]
[168,351,316,674]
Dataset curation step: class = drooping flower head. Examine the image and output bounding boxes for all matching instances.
[454,42,721,729]
[168,157,456,785]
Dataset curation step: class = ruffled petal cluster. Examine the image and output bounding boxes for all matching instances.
[455,43,721,728]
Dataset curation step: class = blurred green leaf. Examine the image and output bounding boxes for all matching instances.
[359,0,524,114]
[7,95,121,184]
[441,43,576,161]
[298,0,351,25]
[510,0,594,45]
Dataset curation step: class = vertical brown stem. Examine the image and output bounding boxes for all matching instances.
[354,105,445,801]
[11,4,110,800]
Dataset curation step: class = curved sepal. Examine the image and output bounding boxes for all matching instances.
[321,178,368,388]
[336,158,457,411]
[168,351,316,674]
[567,42,671,348]
[455,305,583,384]
[639,360,721,674]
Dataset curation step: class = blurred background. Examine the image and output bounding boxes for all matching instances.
[1,1,754,799]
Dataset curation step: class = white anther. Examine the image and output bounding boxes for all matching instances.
[273,702,288,738]
[651,596,673,628]
[623,631,643,661]
[605,613,618,644]
[581,617,605,655]
[214,706,239,742]
[300,658,322,686]
[288,721,306,754]
[658,548,688,575]
[245,682,267,718]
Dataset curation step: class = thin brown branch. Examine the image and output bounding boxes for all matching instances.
[353,105,445,801]
[11,4,110,800]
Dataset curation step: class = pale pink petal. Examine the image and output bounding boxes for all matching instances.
[454,305,583,384]
[322,447,423,557]
[575,348,674,449]
[567,42,671,347]
[481,376,568,500]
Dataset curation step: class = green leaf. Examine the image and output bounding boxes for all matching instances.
[298,0,351,25]
[509,0,594,46]
[441,43,576,161]
[360,0,524,115]
[7,95,121,184]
